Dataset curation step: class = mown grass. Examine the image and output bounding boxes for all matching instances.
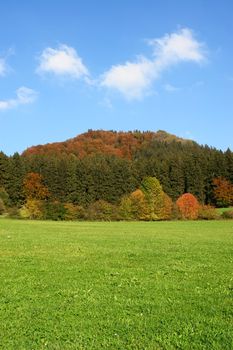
[0,219,232,349]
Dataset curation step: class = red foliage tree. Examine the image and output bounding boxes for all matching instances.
[213,177,233,207]
[22,130,157,159]
[23,172,50,200]
[176,193,199,220]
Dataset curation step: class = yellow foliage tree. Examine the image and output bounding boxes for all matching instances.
[19,199,43,220]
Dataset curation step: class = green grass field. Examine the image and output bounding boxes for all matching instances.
[0,219,232,349]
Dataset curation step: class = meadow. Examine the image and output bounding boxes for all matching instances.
[0,219,232,349]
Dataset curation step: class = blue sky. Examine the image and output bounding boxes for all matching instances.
[0,0,233,155]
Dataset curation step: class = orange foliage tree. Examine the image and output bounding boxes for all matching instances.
[213,177,233,207]
[23,172,50,200]
[176,193,199,220]
[160,193,173,220]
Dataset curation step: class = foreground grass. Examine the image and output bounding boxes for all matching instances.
[0,220,232,349]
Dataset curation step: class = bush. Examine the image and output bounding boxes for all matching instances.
[64,203,85,220]
[7,207,20,219]
[198,205,220,220]
[19,199,43,220]
[86,200,118,221]
[43,201,66,220]
[119,196,134,220]
[176,193,199,220]
[221,210,233,219]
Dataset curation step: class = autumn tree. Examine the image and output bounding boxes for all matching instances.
[86,200,117,221]
[140,177,165,220]
[20,199,44,220]
[160,193,173,220]
[176,193,199,220]
[212,177,233,207]
[64,203,85,221]
[23,172,49,200]
[129,189,149,220]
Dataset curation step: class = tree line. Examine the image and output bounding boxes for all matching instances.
[0,130,233,220]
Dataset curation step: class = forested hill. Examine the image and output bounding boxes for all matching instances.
[22,130,194,159]
[0,130,233,210]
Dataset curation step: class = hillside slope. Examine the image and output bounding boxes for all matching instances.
[22,130,194,159]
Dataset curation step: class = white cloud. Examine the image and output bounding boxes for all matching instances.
[0,87,38,111]
[0,58,7,76]
[37,44,89,79]
[149,28,205,67]
[101,57,156,100]
[101,28,206,100]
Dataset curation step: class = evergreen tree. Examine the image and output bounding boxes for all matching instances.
[7,153,26,205]
[168,158,185,199]
[225,148,233,183]
[0,152,10,190]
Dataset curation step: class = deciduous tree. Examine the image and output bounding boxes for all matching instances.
[176,193,199,220]
[140,177,165,220]
[212,177,233,207]
[23,172,49,200]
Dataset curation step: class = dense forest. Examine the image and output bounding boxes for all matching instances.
[0,130,233,220]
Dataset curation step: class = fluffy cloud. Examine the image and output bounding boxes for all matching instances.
[101,57,156,100]
[101,28,206,100]
[150,28,205,67]
[0,58,7,76]
[37,44,89,79]
[0,87,38,111]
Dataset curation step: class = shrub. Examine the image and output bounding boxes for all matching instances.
[86,200,118,221]
[19,199,43,220]
[119,196,134,220]
[64,203,85,220]
[7,207,20,219]
[198,205,220,220]
[43,201,66,220]
[221,210,233,219]
[176,193,199,220]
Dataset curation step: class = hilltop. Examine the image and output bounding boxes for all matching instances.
[22,130,194,159]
